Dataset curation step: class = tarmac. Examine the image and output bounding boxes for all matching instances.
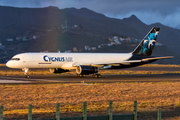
[0,66,180,84]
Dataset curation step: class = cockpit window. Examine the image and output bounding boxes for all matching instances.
[11,58,20,61]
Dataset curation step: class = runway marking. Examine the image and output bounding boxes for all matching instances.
[0,76,63,83]
[0,80,32,83]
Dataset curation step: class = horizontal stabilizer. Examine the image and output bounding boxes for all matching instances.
[141,56,174,62]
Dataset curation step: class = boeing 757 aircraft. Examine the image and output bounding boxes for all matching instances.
[6,27,173,78]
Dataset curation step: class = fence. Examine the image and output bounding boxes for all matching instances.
[0,101,162,120]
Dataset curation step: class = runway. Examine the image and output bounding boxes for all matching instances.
[1,73,180,84]
[1,66,180,84]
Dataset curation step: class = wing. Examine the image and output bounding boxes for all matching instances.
[73,56,173,68]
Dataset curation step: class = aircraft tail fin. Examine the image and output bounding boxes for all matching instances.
[132,27,160,56]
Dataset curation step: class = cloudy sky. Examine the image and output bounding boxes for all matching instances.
[1,0,180,29]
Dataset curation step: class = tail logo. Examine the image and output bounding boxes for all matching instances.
[132,27,160,56]
[142,31,159,54]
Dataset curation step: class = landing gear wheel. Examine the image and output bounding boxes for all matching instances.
[98,74,102,78]
[25,75,30,78]
[77,74,86,77]
[92,73,102,78]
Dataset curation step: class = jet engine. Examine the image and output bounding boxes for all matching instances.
[76,65,98,75]
[49,68,69,73]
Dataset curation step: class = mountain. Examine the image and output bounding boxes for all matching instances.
[0,6,179,64]
[64,7,107,20]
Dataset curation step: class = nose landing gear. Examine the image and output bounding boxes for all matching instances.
[22,68,30,78]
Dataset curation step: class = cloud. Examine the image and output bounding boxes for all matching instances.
[0,0,57,7]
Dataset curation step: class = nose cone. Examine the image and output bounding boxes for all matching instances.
[6,61,13,68]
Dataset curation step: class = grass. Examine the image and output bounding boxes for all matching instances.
[140,64,180,67]
[0,64,5,66]
[1,69,180,76]
[1,83,180,119]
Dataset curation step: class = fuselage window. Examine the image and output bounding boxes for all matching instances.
[11,58,20,61]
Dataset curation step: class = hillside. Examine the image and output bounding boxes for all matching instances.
[0,6,179,64]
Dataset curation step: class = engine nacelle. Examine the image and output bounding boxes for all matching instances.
[76,65,98,75]
[49,68,69,74]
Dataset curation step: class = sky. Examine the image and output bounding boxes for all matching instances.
[0,0,180,29]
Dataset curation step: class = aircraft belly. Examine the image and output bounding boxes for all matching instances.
[22,61,63,68]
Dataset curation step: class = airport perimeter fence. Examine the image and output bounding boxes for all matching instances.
[0,101,162,120]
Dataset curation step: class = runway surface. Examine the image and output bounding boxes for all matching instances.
[1,73,180,84]
[1,66,180,84]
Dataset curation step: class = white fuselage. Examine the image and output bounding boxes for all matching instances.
[6,53,133,70]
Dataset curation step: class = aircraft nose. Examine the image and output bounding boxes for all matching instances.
[6,61,12,68]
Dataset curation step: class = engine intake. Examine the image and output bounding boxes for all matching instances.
[76,65,98,75]
[49,68,69,73]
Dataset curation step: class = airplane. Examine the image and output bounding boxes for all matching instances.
[6,27,173,78]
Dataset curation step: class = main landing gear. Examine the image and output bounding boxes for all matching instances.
[92,73,102,78]
[77,74,86,77]
[22,68,30,78]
